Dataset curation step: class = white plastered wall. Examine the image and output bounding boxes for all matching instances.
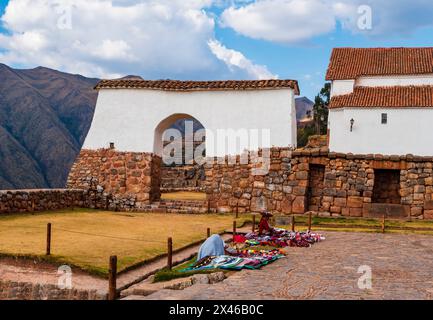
[83,88,297,156]
[329,107,433,156]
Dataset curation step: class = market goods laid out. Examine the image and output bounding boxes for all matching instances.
[181,227,325,272]
[240,228,325,248]
[183,249,285,272]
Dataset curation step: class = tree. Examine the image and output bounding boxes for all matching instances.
[313,83,330,135]
[297,83,330,148]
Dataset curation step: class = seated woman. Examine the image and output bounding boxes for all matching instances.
[258,211,274,235]
[197,234,225,260]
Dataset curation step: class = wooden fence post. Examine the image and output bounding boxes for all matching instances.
[108,255,117,300]
[252,215,256,233]
[236,204,239,219]
[233,220,237,241]
[207,228,211,238]
[291,215,295,232]
[167,237,173,270]
[207,200,211,214]
[381,215,386,233]
[308,212,312,232]
[46,223,51,256]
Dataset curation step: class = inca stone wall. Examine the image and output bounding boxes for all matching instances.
[286,151,433,219]
[0,189,85,214]
[204,148,433,219]
[160,165,206,192]
[67,149,161,208]
[204,148,293,214]
[2,146,420,219]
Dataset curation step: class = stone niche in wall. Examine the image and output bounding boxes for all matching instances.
[294,152,432,219]
[205,147,433,220]
[67,149,161,208]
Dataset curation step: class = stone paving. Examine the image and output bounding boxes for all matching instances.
[138,231,433,300]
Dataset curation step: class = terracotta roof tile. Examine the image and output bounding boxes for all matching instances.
[326,48,433,80]
[329,86,433,109]
[94,79,300,95]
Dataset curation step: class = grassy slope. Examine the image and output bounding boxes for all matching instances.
[0,209,248,276]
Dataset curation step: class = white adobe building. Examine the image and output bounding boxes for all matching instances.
[83,79,300,157]
[327,47,433,156]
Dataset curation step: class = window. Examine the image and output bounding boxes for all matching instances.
[381,113,387,124]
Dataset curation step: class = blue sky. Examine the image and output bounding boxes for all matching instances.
[1,0,433,99]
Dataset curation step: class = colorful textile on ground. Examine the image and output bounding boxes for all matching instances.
[197,234,225,260]
[182,227,324,273]
[243,228,325,248]
[233,235,247,243]
[182,250,285,272]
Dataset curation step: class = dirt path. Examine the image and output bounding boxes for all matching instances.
[0,257,107,293]
[116,233,235,289]
[0,232,242,295]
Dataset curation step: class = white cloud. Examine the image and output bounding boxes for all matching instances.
[0,0,243,79]
[221,0,433,44]
[208,39,277,79]
[89,39,136,61]
[221,0,336,44]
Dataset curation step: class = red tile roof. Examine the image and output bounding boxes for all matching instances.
[94,79,300,95]
[329,86,433,109]
[326,47,433,80]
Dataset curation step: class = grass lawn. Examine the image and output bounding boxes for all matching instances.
[161,191,207,201]
[276,215,433,235]
[0,209,247,277]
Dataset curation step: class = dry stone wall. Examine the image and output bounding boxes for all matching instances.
[204,148,433,220]
[204,148,293,214]
[0,189,85,214]
[160,165,206,192]
[67,149,161,209]
[5,147,433,219]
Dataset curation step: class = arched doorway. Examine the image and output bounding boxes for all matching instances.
[153,114,207,201]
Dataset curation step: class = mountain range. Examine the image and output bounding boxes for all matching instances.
[0,64,98,189]
[0,64,313,190]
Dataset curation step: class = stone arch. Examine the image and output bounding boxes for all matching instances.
[153,113,205,159]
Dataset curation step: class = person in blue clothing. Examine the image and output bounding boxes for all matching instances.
[197,234,225,260]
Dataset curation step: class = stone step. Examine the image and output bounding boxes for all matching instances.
[137,199,213,214]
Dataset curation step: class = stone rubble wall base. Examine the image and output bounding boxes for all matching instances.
[0,280,107,300]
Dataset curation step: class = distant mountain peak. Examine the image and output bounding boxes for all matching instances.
[295,96,314,122]
[120,75,144,80]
